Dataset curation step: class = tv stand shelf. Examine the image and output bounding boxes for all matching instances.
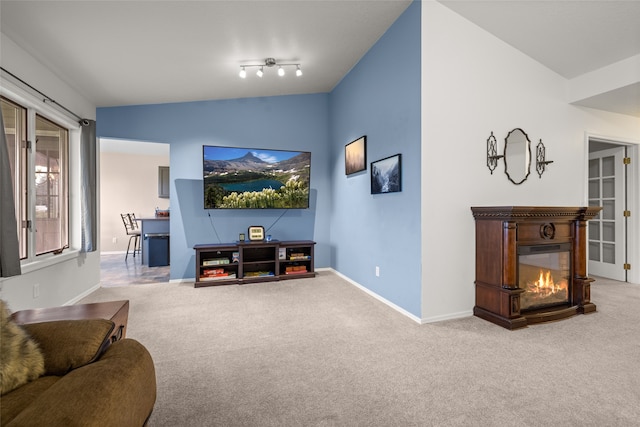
[194,240,316,287]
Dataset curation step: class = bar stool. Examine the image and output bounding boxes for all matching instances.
[120,213,141,260]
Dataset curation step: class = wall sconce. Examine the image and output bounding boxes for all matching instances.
[535,139,553,178]
[238,57,302,78]
[486,131,503,174]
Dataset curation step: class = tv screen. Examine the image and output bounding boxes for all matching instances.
[203,145,311,209]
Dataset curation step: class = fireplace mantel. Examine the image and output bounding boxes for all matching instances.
[471,206,601,329]
[471,206,602,221]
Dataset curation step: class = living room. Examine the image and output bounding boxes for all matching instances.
[2,1,639,320]
[1,1,640,424]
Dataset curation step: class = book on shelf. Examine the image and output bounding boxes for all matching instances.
[285,269,309,275]
[199,273,236,281]
[289,255,311,260]
[244,271,274,277]
[201,268,234,276]
[285,265,307,274]
[278,248,286,260]
[202,258,230,266]
[232,252,240,263]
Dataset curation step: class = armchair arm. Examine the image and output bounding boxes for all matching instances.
[6,339,157,427]
[22,319,114,376]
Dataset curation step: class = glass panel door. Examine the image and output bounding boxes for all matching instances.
[588,146,626,281]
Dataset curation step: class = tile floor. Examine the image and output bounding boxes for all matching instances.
[100,253,170,287]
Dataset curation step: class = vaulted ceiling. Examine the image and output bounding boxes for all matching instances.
[1,1,638,117]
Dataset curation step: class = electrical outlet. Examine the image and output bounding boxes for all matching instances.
[112,237,118,244]
[375,266,380,277]
[33,283,40,298]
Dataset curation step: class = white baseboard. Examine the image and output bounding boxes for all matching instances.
[420,310,473,324]
[328,269,473,325]
[64,283,101,306]
[328,269,423,324]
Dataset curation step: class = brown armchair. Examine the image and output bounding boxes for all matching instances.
[1,319,156,426]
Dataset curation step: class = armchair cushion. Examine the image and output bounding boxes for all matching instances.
[0,301,45,395]
[22,319,114,376]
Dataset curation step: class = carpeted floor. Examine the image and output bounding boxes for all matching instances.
[80,272,640,426]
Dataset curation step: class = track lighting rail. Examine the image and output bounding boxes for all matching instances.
[239,58,302,78]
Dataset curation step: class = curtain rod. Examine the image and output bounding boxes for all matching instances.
[0,66,88,125]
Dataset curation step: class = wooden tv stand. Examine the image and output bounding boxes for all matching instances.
[194,240,316,287]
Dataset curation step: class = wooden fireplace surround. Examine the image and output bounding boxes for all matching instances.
[471,206,601,329]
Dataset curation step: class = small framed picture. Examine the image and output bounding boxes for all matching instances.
[371,154,402,194]
[239,233,245,242]
[345,135,367,175]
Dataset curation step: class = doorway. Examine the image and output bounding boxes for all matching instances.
[99,138,170,283]
[587,138,636,282]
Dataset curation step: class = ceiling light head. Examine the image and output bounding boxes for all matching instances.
[256,67,263,78]
[278,66,285,77]
[239,67,246,79]
[296,65,302,77]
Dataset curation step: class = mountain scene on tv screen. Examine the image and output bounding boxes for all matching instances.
[204,151,310,209]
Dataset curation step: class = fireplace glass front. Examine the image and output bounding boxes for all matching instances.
[518,243,571,311]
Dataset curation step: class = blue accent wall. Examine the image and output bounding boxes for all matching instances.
[98,95,331,281]
[97,1,421,317]
[328,1,421,316]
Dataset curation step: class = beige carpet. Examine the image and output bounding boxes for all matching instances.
[80,272,640,426]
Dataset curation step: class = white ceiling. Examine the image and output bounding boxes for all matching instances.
[0,0,412,107]
[439,0,640,118]
[1,0,639,118]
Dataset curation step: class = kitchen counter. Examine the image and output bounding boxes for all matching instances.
[137,217,170,266]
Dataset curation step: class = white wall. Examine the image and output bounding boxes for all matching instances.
[0,33,99,311]
[420,2,640,322]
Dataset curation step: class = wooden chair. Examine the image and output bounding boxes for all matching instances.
[120,213,141,260]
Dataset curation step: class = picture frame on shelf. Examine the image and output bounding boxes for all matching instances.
[345,135,367,175]
[371,154,402,194]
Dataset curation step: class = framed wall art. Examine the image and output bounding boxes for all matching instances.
[345,135,367,175]
[371,154,402,194]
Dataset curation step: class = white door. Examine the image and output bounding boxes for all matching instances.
[588,146,627,281]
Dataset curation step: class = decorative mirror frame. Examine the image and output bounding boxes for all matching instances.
[503,128,531,185]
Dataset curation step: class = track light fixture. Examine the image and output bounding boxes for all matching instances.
[238,57,302,78]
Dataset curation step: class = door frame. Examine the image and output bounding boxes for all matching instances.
[585,132,640,284]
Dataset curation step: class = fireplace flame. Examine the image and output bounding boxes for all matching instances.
[528,270,566,297]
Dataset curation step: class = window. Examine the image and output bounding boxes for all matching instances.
[35,115,69,255]
[1,96,69,260]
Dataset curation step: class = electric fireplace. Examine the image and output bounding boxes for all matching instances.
[471,206,601,329]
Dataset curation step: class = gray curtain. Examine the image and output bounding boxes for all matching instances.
[80,119,97,252]
[0,107,22,277]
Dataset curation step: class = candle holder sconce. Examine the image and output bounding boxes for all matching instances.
[486,131,503,175]
[535,139,554,178]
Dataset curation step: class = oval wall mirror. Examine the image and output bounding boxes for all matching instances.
[503,128,531,185]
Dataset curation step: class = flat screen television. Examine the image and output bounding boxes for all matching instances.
[203,145,311,209]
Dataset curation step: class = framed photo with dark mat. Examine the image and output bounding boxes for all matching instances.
[345,135,366,175]
[371,154,401,194]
